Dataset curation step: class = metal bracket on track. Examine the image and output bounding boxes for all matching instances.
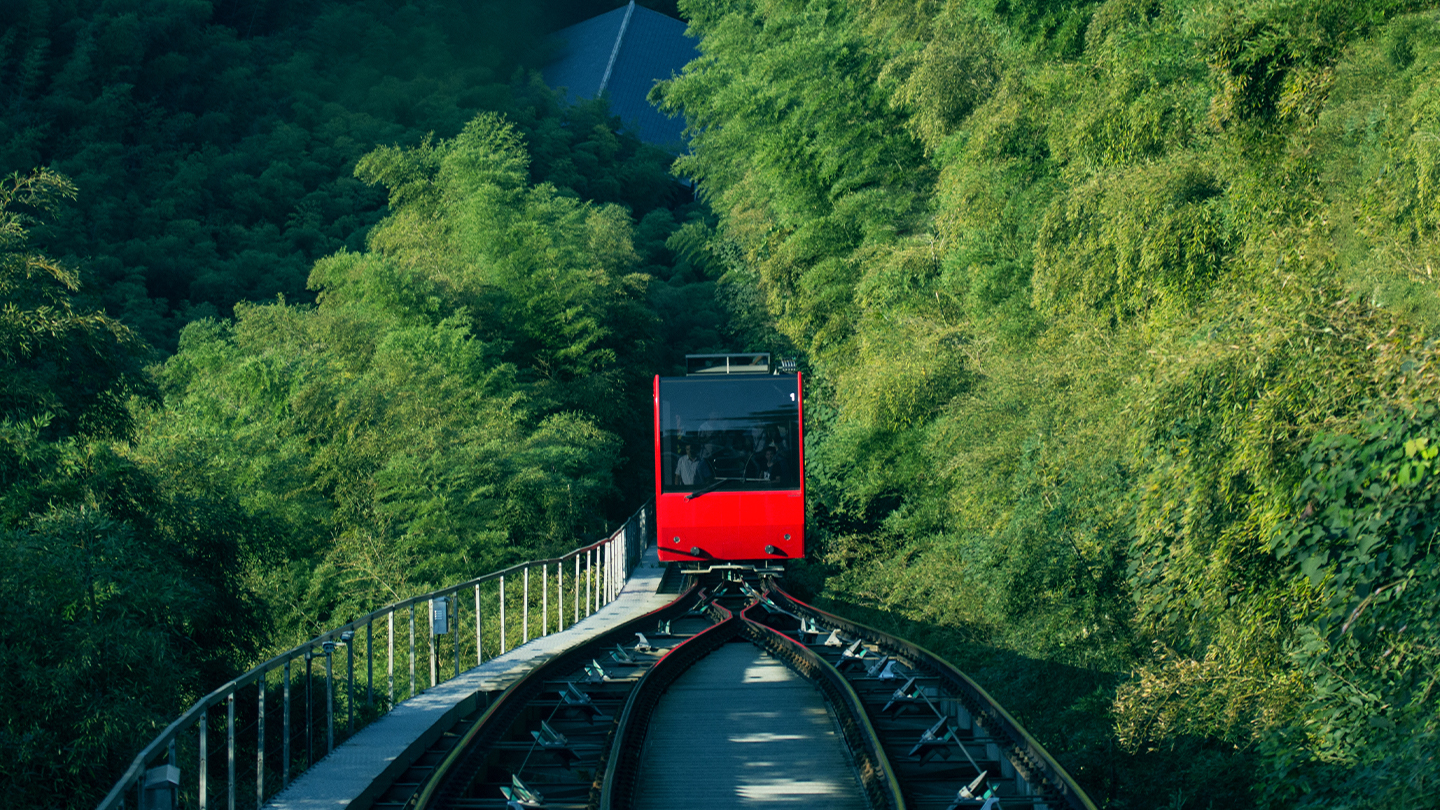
[838,638,871,671]
[560,683,609,724]
[500,774,546,809]
[531,720,580,768]
[882,676,934,718]
[911,716,958,765]
[946,773,1000,810]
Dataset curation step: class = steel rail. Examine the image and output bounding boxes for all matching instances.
[766,585,1099,810]
[737,600,906,810]
[598,601,741,810]
[412,585,709,810]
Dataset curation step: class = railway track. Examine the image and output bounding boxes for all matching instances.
[382,573,1095,810]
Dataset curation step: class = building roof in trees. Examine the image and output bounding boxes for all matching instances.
[542,2,696,150]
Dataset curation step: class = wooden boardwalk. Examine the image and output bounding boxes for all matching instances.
[634,640,868,810]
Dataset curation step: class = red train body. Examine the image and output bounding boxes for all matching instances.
[653,354,804,565]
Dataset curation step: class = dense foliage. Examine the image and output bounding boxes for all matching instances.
[0,0,686,350]
[0,2,743,806]
[656,0,1440,806]
[8,0,1440,807]
[1,168,264,806]
[144,113,672,636]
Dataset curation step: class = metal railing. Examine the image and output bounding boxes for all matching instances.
[97,502,652,810]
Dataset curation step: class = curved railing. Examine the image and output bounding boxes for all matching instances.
[96,502,652,810]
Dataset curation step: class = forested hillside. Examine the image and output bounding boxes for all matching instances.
[0,1,742,806]
[5,0,1440,807]
[0,0,683,350]
[655,0,1440,807]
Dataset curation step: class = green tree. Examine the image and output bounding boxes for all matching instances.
[145,114,644,635]
[0,168,150,437]
[658,0,1440,805]
[0,168,262,809]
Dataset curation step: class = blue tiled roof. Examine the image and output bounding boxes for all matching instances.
[543,5,629,100]
[542,3,697,150]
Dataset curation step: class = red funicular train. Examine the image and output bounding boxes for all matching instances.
[654,353,804,569]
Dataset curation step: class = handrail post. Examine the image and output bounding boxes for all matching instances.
[305,651,313,766]
[500,575,507,654]
[257,671,266,806]
[282,660,291,788]
[452,595,461,679]
[324,646,334,755]
[227,691,236,810]
[542,564,549,636]
[387,611,395,707]
[199,708,208,810]
[408,605,416,699]
[346,634,355,734]
[574,555,580,624]
[428,600,438,688]
[523,566,530,643]
[557,561,563,632]
[587,549,593,614]
[475,583,483,665]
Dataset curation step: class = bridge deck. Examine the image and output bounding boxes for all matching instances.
[634,640,867,810]
[262,546,671,810]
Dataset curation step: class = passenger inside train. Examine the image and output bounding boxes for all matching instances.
[673,442,713,487]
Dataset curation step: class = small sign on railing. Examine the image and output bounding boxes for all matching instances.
[431,596,450,636]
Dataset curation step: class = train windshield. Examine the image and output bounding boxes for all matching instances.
[659,376,800,493]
